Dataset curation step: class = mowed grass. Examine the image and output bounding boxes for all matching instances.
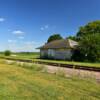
[0,52,40,60]
[14,53,40,59]
[33,59,100,68]
[0,60,100,100]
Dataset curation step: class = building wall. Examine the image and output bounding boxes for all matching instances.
[55,49,72,60]
[40,49,73,60]
[40,49,48,58]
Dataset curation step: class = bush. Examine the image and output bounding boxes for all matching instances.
[4,50,11,56]
[79,33,100,62]
[71,49,85,62]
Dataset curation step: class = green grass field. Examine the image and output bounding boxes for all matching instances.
[0,59,100,100]
[0,52,40,59]
[13,53,39,59]
[33,59,100,68]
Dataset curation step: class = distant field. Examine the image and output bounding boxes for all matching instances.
[14,52,40,59]
[0,59,100,100]
[0,52,40,60]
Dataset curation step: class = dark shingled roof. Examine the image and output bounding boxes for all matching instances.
[37,39,78,49]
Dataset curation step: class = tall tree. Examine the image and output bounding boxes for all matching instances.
[72,20,100,62]
[67,36,77,41]
[77,20,100,39]
[47,34,63,43]
[79,33,100,62]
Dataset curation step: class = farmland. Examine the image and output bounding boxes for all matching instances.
[0,59,100,100]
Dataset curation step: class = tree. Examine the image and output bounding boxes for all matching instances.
[77,20,100,40]
[47,34,63,43]
[71,49,85,61]
[67,36,77,41]
[4,50,11,56]
[73,20,100,62]
[78,33,100,62]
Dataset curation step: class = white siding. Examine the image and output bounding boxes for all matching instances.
[40,49,73,60]
[54,49,72,60]
[48,49,55,57]
[40,49,48,57]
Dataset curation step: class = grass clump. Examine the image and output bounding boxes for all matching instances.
[5,60,16,65]
[55,68,66,77]
[15,62,45,72]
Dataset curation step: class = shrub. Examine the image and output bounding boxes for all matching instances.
[4,50,11,56]
[16,62,45,71]
[71,49,85,61]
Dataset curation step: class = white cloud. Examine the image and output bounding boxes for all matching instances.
[15,41,35,52]
[40,27,44,31]
[0,17,5,22]
[8,39,17,43]
[8,29,11,32]
[24,41,35,45]
[18,36,24,39]
[21,41,39,52]
[8,40,12,43]
[40,25,49,31]
[45,25,49,29]
[12,30,24,35]
[6,40,40,52]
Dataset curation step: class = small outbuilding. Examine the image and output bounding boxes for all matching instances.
[37,39,78,60]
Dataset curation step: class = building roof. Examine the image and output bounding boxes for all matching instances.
[37,39,78,49]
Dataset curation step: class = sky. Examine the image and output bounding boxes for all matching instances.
[0,0,100,52]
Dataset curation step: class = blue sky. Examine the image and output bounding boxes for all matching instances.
[0,0,100,52]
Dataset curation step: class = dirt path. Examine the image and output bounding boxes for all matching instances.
[43,64,100,81]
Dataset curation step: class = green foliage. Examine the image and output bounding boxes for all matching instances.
[72,33,100,62]
[67,36,77,41]
[33,59,100,68]
[79,33,100,62]
[47,34,63,43]
[71,49,85,61]
[77,20,100,39]
[73,20,100,62]
[4,50,11,56]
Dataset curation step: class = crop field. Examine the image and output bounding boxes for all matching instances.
[0,59,100,100]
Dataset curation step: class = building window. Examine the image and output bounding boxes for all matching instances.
[48,49,55,57]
